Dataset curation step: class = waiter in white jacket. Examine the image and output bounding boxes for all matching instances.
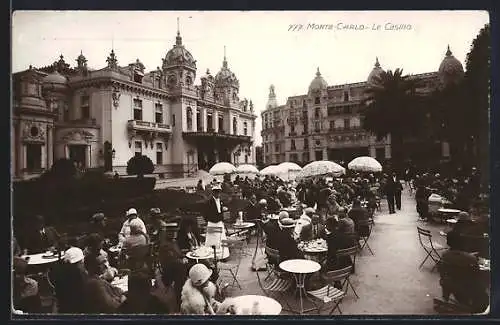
[118,208,147,246]
[203,184,227,249]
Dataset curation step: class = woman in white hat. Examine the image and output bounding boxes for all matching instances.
[180,264,221,314]
[118,208,147,246]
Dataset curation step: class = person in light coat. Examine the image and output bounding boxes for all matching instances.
[118,208,147,246]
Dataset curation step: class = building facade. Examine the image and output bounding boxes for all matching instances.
[261,48,464,167]
[12,30,257,180]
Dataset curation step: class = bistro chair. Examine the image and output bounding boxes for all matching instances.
[264,245,281,280]
[417,226,447,271]
[255,253,293,312]
[357,219,374,256]
[218,238,245,290]
[307,265,355,315]
[336,245,358,276]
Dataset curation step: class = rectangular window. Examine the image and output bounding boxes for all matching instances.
[329,120,335,130]
[275,144,280,152]
[344,91,349,102]
[343,106,352,114]
[172,114,176,127]
[207,114,212,131]
[196,110,202,131]
[291,139,296,150]
[315,122,320,132]
[218,116,224,133]
[133,98,143,121]
[245,155,248,164]
[315,107,321,119]
[156,143,163,165]
[81,95,90,119]
[315,150,323,161]
[290,153,298,162]
[155,103,163,124]
[26,143,42,171]
[315,97,320,104]
[304,138,309,149]
[344,118,350,130]
[303,152,309,162]
[243,122,248,136]
[135,141,142,154]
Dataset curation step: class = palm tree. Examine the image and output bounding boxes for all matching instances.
[361,69,425,172]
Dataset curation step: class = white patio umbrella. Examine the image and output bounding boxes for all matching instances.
[298,160,346,179]
[277,162,303,181]
[209,162,236,175]
[260,165,279,176]
[348,156,383,173]
[236,164,259,174]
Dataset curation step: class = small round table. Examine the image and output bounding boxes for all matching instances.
[233,222,255,229]
[438,208,461,224]
[230,295,282,315]
[21,252,61,265]
[299,240,328,263]
[279,259,321,314]
[185,246,230,262]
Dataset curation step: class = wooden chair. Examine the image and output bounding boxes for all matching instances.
[417,226,447,271]
[357,219,374,255]
[218,238,245,290]
[307,265,355,315]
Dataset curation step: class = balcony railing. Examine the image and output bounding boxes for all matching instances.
[127,120,172,133]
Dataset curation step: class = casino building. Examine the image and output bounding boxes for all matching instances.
[12,29,257,180]
[261,46,464,167]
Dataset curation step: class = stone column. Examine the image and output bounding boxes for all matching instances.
[202,107,207,132]
[369,146,376,158]
[214,111,219,133]
[86,145,91,168]
[65,145,69,159]
[47,125,53,169]
[41,144,46,169]
[22,145,27,171]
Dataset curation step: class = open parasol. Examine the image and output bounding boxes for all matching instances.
[347,156,383,173]
[209,162,237,175]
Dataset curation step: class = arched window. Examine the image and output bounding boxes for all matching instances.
[243,122,248,136]
[186,107,193,131]
[233,117,237,134]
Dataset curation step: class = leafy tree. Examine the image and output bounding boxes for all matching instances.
[49,158,77,180]
[465,24,490,188]
[126,154,155,178]
[360,69,425,172]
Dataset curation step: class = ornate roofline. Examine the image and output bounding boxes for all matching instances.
[70,77,171,100]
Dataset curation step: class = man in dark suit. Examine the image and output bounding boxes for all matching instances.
[393,173,403,210]
[384,173,399,214]
[348,200,370,237]
[22,215,60,254]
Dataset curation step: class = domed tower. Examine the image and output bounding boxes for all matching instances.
[42,62,69,123]
[367,57,385,87]
[162,22,197,92]
[214,46,240,107]
[76,50,88,75]
[266,85,278,110]
[438,45,464,88]
[308,67,328,96]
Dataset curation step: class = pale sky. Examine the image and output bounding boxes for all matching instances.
[12,11,489,145]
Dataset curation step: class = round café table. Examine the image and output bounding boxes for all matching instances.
[21,252,61,265]
[279,259,321,314]
[233,222,255,229]
[185,246,230,263]
[437,208,461,224]
[299,240,328,263]
[230,294,282,315]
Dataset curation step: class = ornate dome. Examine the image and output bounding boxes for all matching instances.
[308,68,328,93]
[163,32,196,70]
[438,46,464,86]
[367,57,385,85]
[43,70,68,86]
[215,54,239,89]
